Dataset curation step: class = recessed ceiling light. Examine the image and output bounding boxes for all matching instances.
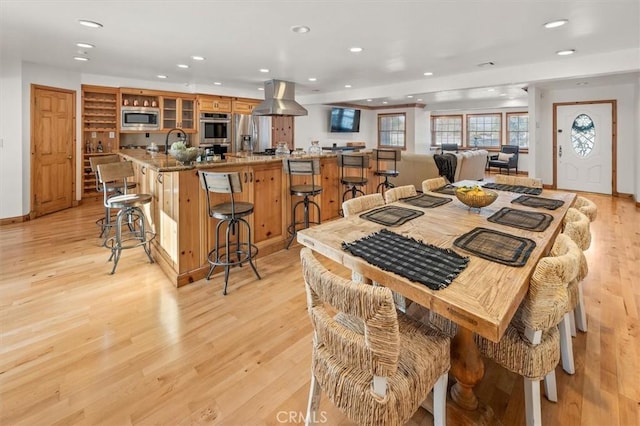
[157,75,167,79]
[366,99,372,102]
[177,64,189,69]
[191,56,205,61]
[544,19,569,29]
[258,87,264,91]
[259,68,270,73]
[213,82,222,85]
[76,42,94,49]
[350,47,363,53]
[78,20,102,28]
[291,25,311,33]
[308,77,317,82]
[344,84,352,88]
[487,88,496,92]
[423,72,433,76]
[499,93,506,96]
[382,101,388,104]
[556,49,576,56]
[417,99,423,102]
[73,56,89,61]
[407,95,414,98]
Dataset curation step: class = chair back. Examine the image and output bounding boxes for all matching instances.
[422,176,448,192]
[441,143,459,153]
[338,153,369,168]
[199,171,243,217]
[97,161,136,207]
[90,155,121,192]
[284,158,321,195]
[300,247,400,377]
[518,233,581,333]
[501,145,520,155]
[562,208,591,250]
[574,196,597,221]
[342,193,384,217]
[384,185,417,204]
[494,175,542,188]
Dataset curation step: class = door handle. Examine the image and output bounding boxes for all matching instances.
[67,155,72,160]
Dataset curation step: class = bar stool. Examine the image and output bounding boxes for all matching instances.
[199,171,261,295]
[373,148,401,194]
[339,153,369,203]
[283,158,322,249]
[89,155,137,239]
[97,161,154,274]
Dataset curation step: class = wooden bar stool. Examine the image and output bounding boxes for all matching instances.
[338,153,369,204]
[373,148,401,194]
[199,171,261,295]
[97,161,154,274]
[89,154,137,239]
[283,158,322,249]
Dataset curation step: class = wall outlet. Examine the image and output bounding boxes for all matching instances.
[109,131,115,138]
[91,131,97,138]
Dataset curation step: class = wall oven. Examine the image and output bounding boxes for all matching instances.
[121,107,160,131]
[200,112,231,146]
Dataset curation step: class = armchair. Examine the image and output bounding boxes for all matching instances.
[441,143,459,153]
[487,145,519,174]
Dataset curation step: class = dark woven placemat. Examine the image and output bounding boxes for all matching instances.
[483,182,543,195]
[453,227,536,267]
[432,184,457,195]
[488,207,553,232]
[511,195,565,210]
[399,193,452,208]
[359,206,424,227]
[342,228,469,290]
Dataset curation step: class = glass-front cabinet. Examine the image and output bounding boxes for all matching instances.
[162,96,195,131]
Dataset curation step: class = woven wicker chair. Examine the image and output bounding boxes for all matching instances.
[494,174,543,188]
[574,196,597,222]
[384,185,417,204]
[421,177,448,193]
[475,233,581,426]
[561,207,592,336]
[300,248,450,426]
[342,193,385,218]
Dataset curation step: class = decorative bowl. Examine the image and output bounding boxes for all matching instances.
[455,187,498,208]
[168,147,203,164]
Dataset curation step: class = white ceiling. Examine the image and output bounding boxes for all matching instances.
[1,0,639,108]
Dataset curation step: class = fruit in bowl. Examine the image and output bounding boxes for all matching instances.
[168,144,203,164]
[455,185,498,209]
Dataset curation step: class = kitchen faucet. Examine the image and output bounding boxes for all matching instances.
[164,128,189,155]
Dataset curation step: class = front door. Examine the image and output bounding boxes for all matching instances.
[554,102,614,194]
[32,85,76,216]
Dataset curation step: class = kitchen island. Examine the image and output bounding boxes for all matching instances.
[118,150,380,286]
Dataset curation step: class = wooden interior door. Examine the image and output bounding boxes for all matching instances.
[32,85,76,217]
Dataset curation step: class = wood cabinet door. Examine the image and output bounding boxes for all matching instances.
[232,99,260,114]
[252,163,284,244]
[32,85,75,217]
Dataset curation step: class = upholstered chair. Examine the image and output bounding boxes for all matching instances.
[574,196,597,222]
[383,185,417,204]
[300,248,450,426]
[341,193,385,218]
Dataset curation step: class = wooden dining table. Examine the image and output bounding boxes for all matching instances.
[297,187,576,424]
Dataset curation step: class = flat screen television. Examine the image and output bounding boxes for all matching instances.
[330,107,361,132]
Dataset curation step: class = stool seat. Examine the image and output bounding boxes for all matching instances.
[284,158,323,250]
[373,149,401,195]
[107,193,152,209]
[290,184,323,197]
[374,169,399,177]
[209,201,254,219]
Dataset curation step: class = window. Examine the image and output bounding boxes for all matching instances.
[431,115,462,146]
[506,112,529,149]
[378,113,406,148]
[467,114,501,148]
[571,114,595,157]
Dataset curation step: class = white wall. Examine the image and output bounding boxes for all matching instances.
[0,55,23,218]
[636,74,640,203]
[536,83,638,194]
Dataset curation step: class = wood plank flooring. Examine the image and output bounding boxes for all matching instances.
[0,193,638,425]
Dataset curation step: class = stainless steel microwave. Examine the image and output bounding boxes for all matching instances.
[121,107,160,131]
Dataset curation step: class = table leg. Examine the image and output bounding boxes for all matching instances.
[450,326,484,410]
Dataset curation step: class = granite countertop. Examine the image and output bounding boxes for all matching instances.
[119,149,336,172]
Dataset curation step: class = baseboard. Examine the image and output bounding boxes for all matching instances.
[0,214,30,226]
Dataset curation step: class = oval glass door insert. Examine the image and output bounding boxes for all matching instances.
[571,114,595,157]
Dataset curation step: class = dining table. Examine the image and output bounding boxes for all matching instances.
[296,185,576,424]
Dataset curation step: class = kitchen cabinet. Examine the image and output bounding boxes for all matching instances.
[161,95,196,131]
[119,88,160,109]
[251,162,285,245]
[198,95,232,113]
[81,85,119,196]
[232,98,261,114]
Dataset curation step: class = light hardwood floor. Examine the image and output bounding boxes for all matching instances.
[0,193,638,425]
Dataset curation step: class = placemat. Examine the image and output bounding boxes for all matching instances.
[453,227,536,267]
[399,193,452,208]
[487,207,553,232]
[359,206,424,227]
[432,184,457,195]
[342,228,469,290]
[483,182,543,195]
[511,195,565,210]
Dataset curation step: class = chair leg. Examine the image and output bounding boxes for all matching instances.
[569,310,577,337]
[432,372,448,426]
[559,313,576,374]
[575,281,588,332]
[305,373,322,426]
[543,370,558,402]
[524,378,542,426]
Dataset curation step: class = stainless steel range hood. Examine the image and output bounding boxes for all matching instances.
[252,79,308,116]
